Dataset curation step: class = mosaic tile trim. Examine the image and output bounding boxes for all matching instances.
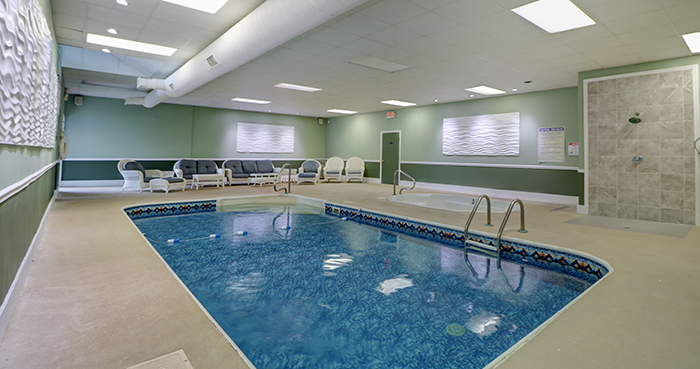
[124,201,216,220]
[325,203,608,283]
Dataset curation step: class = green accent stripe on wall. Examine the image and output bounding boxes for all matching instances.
[401,163,580,197]
[1,166,55,302]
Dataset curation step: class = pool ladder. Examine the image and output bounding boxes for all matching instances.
[392,169,415,195]
[273,163,293,194]
[463,195,527,270]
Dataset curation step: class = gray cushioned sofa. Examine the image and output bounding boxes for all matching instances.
[173,159,225,187]
[222,159,280,185]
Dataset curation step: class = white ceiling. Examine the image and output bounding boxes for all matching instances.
[54,0,700,117]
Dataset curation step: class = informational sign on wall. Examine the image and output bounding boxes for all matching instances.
[568,142,579,156]
[538,127,565,163]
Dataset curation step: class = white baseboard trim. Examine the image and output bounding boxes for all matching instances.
[361,177,380,183]
[60,180,123,187]
[577,205,589,214]
[0,192,56,342]
[399,181,580,205]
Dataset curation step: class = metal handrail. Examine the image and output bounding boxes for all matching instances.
[392,169,416,195]
[463,194,493,278]
[495,198,527,268]
[273,163,292,194]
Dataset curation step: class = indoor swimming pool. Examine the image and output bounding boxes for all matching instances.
[388,193,516,213]
[126,196,609,369]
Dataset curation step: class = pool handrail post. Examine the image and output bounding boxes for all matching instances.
[495,198,527,268]
[463,194,493,266]
[392,169,416,195]
[273,163,292,194]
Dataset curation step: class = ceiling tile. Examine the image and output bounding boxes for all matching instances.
[601,10,669,34]
[286,38,337,55]
[87,4,149,29]
[56,26,86,42]
[396,12,458,36]
[54,13,87,31]
[150,2,215,28]
[637,46,691,62]
[360,0,428,25]
[672,18,700,35]
[342,38,391,54]
[433,0,502,23]
[397,37,446,54]
[52,0,88,17]
[467,10,529,35]
[594,54,644,68]
[627,36,686,53]
[585,0,662,22]
[366,26,421,46]
[616,24,678,45]
[330,12,391,37]
[426,25,484,45]
[659,1,700,23]
[570,36,625,53]
[406,0,456,11]
[304,27,362,46]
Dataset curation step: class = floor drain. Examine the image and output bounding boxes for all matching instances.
[446,323,466,337]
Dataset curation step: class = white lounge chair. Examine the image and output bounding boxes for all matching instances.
[297,159,321,185]
[344,157,365,182]
[118,159,185,192]
[324,156,344,182]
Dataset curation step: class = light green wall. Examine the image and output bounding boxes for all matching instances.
[191,106,325,159]
[64,97,195,159]
[326,87,580,168]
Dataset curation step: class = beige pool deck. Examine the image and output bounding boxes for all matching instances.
[1,182,699,368]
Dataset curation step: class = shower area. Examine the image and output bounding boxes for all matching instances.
[585,66,699,225]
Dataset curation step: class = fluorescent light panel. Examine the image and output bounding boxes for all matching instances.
[327,109,357,114]
[512,0,595,34]
[86,34,176,56]
[465,86,506,95]
[381,100,416,107]
[116,0,128,6]
[682,31,700,53]
[163,0,228,14]
[232,97,271,104]
[274,83,322,92]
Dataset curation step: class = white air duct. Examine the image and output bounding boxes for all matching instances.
[138,0,371,108]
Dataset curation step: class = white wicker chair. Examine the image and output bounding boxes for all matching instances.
[344,157,365,182]
[297,159,321,185]
[118,159,164,192]
[323,156,344,182]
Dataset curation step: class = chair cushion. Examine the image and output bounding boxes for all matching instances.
[326,171,340,174]
[224,160,244,174]
[175,159,197,179]
[302,161,318,173]
[197,160,217,175]
[242,160,258,174]
[298,172,316,178]
[123,161,145,176]
[348,171,363,174]
[256,160,274,173]
[232,173,251,178]
[166,177,185,183]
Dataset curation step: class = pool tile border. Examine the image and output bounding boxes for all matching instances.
[325,203,608,283]
[124,200,216,220]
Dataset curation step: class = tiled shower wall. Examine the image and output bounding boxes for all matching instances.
[587,68,696,225]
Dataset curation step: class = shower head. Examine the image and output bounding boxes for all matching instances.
[629,113,641,124]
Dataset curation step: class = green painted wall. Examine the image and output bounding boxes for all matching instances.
[1,0,59,304]
[325,88,580,194]
[63,96,326,170]
[326,87,579,167]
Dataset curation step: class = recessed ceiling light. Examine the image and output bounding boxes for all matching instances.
[162,0,228,14]
[102,48,111,53]
[682,31,700,53]
[351,56,410,73]
[232,97,271,104]
[116,0,128,6]
[512,88,518,92]
[512,0,595,34]
[327,109,357,115]
[465,86,506,95]
[107,28,117,35]
[381,100,416,107]
[86,34,177,56]
[470,95,474,97]
[274,83,322,92]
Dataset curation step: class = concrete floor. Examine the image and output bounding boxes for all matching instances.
[1,182,699,368]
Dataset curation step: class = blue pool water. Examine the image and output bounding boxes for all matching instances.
[133,205,591,369]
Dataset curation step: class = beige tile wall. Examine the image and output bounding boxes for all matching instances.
[587,69,696,225]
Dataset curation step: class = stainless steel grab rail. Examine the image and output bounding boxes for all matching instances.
[463,194,493,278]
[392,169,416,195]
[273,163,292,194]
[495,198,527,268]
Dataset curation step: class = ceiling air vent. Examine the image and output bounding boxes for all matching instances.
[206,55,219,68]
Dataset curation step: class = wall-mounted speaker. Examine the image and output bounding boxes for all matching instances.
[74,95,83,106]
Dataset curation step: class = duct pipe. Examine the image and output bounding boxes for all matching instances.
[139,0,371,108]
[136,77,167,91]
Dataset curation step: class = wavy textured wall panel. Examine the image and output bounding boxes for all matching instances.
[236,122,294,153]
[443,112,520,156]
[0,0,59,148]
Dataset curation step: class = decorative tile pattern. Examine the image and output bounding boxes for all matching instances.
[125,201,216,220]
[443,112,520,156]
[325,203,608,283]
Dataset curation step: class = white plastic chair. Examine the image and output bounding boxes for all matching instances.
[323,156,344,182]
[344,157,365,182]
